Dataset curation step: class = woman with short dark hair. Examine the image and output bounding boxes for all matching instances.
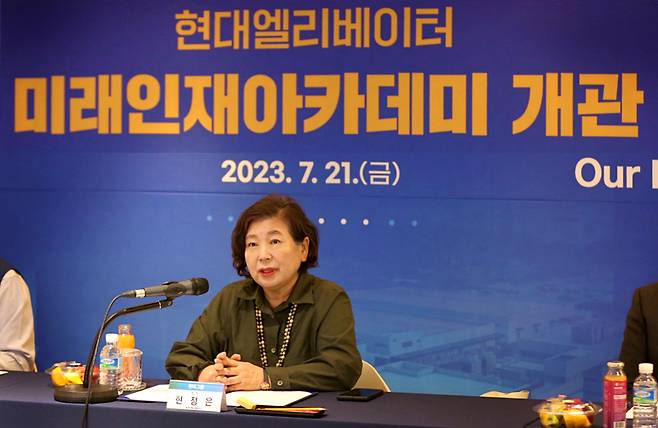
[166,194,362,391]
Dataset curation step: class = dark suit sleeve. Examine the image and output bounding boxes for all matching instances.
[165,295,226,381]
[619,288,647,388]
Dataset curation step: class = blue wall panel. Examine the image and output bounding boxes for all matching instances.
[2,0,657,400]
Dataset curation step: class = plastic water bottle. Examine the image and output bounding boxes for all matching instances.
[604,361,627,428]
[99,333,120,390]
[633,363,657,428]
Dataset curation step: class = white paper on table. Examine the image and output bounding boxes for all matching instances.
[0,371,7,376]
[121,383,312,407]
[225,390,313,407]
[121,384,169,402]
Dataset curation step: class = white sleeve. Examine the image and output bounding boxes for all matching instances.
[0,270,37,372]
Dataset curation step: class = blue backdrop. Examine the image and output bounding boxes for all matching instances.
[1,0,657,401]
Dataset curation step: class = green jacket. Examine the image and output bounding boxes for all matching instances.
[165,272,362,391]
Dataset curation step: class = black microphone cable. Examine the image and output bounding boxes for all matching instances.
[82,293,122,428]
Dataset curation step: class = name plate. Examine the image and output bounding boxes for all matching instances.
[166,380,227,413]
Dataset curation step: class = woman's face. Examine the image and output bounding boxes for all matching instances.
[245,216,309,297]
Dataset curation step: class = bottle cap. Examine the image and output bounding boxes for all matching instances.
[607,361,624,368]
[118,323,133,335]
[639,363,654,374]
[105,333,119,343]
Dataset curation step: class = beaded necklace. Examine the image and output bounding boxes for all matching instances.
[255,301,298,368]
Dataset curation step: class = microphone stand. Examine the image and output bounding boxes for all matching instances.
[54,297,175,404]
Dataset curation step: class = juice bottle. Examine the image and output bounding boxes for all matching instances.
[603,361,627,428]
[117,323,136,350]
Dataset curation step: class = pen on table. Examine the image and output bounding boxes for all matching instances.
[257,407,326,413]
[258,407,325,411]
[236,397,325,412]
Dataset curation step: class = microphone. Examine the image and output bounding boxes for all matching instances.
[120,277,209,298]
[55,279,207,404]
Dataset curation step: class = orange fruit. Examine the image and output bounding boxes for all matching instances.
[64,371,83,384]
[563,411,592,428]
[50,366,68,387]
[539,410,560,427]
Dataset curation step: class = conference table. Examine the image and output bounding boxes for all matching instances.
[0,371,596,427]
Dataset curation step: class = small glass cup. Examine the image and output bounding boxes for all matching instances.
[120,348,145,392]
[62,362,84,383]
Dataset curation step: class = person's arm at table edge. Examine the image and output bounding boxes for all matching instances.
[165,294,224,381]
